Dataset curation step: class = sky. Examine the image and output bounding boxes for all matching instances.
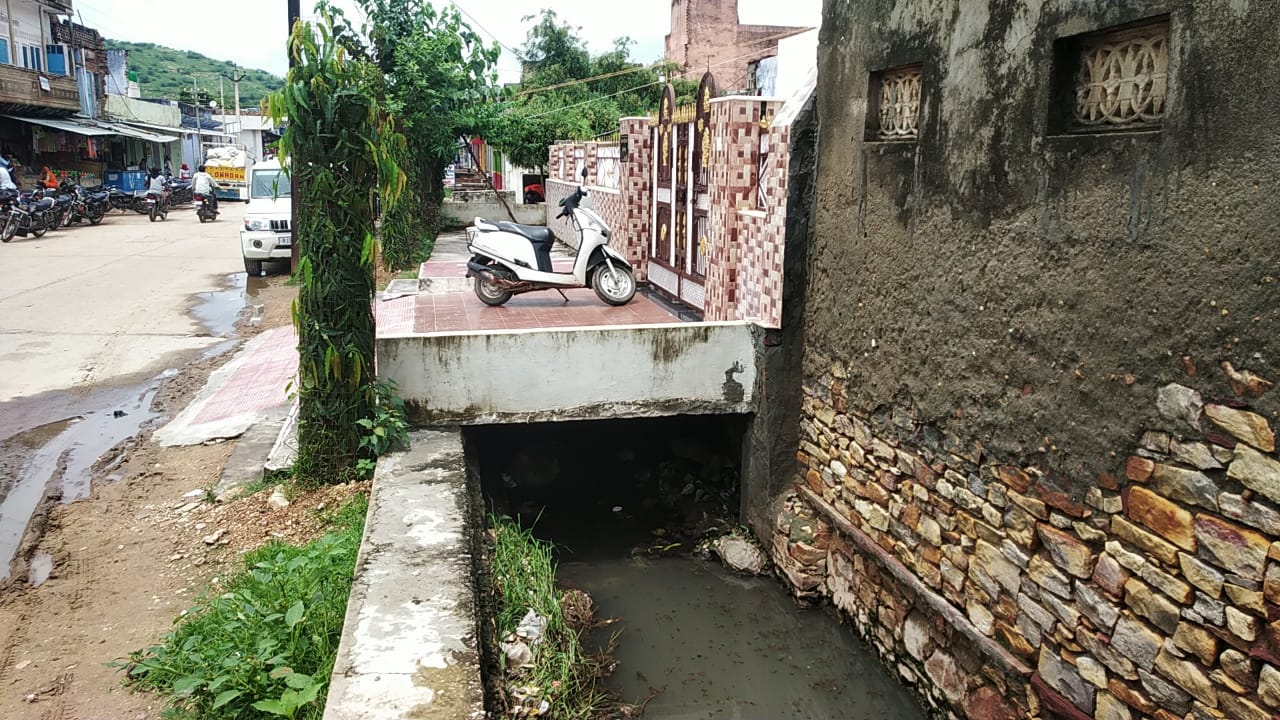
[72,0,821,84]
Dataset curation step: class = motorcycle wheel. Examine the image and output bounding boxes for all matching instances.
[149,204,158,222]
[88,209,105,225]
[592,264,636,306]
[473,268,514,307]
[32,218,47,238]
[0,216,16,242]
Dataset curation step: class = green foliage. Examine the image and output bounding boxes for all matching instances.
[121,494,369,720]
[354,380,410,460]
[266,5,404,485]
[355,0,500,246]
[489,516,610,719]
[105,40,283,106]
[490,13,674,171]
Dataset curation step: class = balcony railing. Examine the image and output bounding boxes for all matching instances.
[0,64,81,114]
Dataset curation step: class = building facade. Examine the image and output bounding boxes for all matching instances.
[664,0,808,91]
[767,2,1280,719]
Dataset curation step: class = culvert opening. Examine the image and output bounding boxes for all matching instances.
[464,416,926,719]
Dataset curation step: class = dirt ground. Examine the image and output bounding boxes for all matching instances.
[0,275,370,720]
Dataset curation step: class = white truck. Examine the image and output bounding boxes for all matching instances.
[240,158,292,275]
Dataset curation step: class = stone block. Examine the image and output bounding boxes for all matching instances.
[1095,690,1133,720]
[1189,592,1226,626]
[1124,578,1180,634]
[1074,521,1107,544]
[1219,491,1280,536]
[1171,622,1217,666]
[1205,404,1275,452]
[1178,553,1224,599]
[1194,514,1268,581]
[1259,663,1280,708]
[1111,616,1162,671]
[997,619,1038,658]
[1108,678,1156,715]
[1093,552,1130,597]
[1075,582,1120,632]
[973,539,1021,595]
[1017,591,1057,630]
[1038,522,1095,578]
[1153,648,1217,707]
[1169,440,1223,470]
[1041,588,1083,627]
[995,465,1031,492]
[1137,669,1192,716]
[902,611,933,661]
[1227,444,1280,505]
[1219,648,1256,689]
[924,650,965,705]
[1078,629,1138,680]
[967,602,995,636]
[961,686,1019,720]
[1135,562,1193,604]
[1225,605,1258,641]
[1126,456,1155,483]
[1038,647,1096,715]
[1029,553,1073,598]
[1125,486,1195,551]
[1220,694,1270,720]
[1157,383,1203,431]
[1111,516,1180,565]
[1223,583,1265,614]
[1149,464,1219,512]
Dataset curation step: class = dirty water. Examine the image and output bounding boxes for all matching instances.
[559,557,926,720]
[190,272,266,337]
[0,379,161,581]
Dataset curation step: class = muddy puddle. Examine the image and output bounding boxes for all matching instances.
[190,272,266,337]
[0,379,162,581]
[560,557,926,719]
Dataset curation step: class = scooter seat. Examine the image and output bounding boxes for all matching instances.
[497,221,554,247]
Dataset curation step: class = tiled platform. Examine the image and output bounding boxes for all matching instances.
[377,287,678,335]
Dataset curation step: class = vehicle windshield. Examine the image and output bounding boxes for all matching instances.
[250,170,290,199]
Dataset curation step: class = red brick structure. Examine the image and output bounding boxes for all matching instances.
[665,0,807,88]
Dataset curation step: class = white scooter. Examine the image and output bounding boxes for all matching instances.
[465,168,636,307]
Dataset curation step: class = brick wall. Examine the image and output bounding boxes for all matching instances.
[773,353,1280,720]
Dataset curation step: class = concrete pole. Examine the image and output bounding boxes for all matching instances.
[5,0,14,68]
[193,76,201,168]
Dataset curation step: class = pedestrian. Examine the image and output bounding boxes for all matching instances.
[179,162,192,180]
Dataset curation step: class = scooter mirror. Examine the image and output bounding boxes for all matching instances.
[580,166,588,181]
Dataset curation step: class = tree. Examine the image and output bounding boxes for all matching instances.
[355,0,499,259]
[490,12,674,174]
[267,5,404,484]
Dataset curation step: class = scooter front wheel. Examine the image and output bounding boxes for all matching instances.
[474,272,513,306]
[593,264,636,306]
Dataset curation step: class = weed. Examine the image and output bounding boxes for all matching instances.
[489,516,611,719]
[119,494,369,719]
[355,379,409,460]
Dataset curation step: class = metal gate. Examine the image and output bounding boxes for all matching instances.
[649,73,715,311]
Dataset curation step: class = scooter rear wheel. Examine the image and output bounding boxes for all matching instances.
[474,271,513,307]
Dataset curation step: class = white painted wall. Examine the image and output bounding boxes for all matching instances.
[377,322,758,424]
[774,29,818,98]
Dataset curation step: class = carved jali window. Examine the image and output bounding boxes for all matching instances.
[1071,20,1169,130]
[873,66,922,140]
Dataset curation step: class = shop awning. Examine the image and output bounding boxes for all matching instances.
[122,120,190,136]
[4,115,116,137]
[100,122,180,143]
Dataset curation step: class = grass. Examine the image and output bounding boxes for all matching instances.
[119,494,368,720]
[490,516,610,719]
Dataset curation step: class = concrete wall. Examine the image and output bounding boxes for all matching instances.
[377,322,758,425]
[780,2,1280,719]
[441,191,544,229]
[105,95,181,127]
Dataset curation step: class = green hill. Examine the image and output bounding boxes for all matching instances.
[104,40,284,107]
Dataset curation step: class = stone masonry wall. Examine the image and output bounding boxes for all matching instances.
[772,355,1280,720]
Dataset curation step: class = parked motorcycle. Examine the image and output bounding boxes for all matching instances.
[45,184,77,230]
[167,179,193,206]
[1,191,54,241]
[66,184,109,226]
[465,167,636,307]
[195,193,218,223]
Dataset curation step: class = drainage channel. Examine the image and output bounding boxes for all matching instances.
[466,416,926,719]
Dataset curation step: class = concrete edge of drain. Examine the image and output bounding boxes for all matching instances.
[264,400,299,474]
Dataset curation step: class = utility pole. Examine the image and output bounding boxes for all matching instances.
[288,0,300,272]
[193,76,202,169]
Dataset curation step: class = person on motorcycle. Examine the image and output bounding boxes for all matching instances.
[147,167,169,209]
[39,165,58,189]
[0,157,17,194]
[192,165,218,212]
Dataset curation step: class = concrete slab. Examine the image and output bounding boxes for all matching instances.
[215,405,290,500]
[323,430,484,720]
[153,326,297,446]
[264,400,298,474]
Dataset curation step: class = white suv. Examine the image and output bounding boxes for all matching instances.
[240,159,292,275]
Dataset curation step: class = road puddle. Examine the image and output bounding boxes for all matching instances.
[0,379,162,581]
[560,557,926,719]
[191,273,264,337]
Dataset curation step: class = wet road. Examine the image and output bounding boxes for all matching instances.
[0,201,249,407]
[0,201,252,579]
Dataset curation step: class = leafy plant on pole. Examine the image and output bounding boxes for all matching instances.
[267,5,404,484]
[354,0,499,268]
